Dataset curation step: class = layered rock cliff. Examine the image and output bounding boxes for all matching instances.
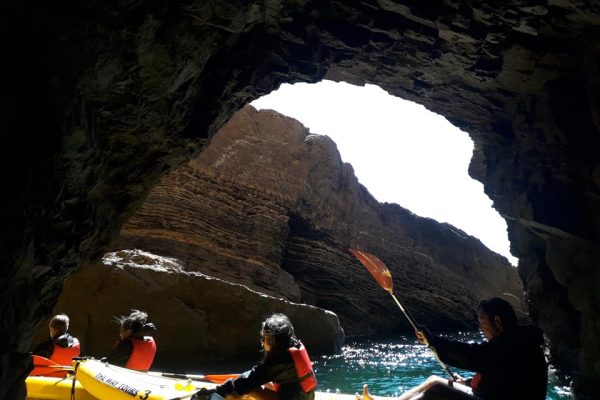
[3,1,600,398]
[112,106,523,336]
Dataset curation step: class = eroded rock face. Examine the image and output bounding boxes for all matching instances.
[2,1,600,397]
[31,249,344,370]
[114,106,524,337]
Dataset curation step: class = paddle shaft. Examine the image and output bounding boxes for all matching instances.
[349,248,456,381]
[148,371,239,384]
[390,293,420,332]
[390,292,455,380]
[30,355,74,378]
[32,365,72,370]
[32,358,237,384]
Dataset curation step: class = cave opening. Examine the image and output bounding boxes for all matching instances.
[252,80,517,265]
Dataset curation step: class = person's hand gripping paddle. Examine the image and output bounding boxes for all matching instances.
[349,248,456,381]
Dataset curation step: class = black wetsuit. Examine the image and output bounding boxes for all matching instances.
[429,325,547,400]
[106,329,154,367]
[214,346,315,400]
[106,337,135,367]
[32,333,78,359]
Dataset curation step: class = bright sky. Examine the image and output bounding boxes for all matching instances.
[251,80,517,265]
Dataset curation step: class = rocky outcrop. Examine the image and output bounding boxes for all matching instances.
[2,1,600,398]
[113,106,523,336]
[31,249,344,370]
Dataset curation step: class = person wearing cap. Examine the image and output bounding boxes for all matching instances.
[195,313,317,400]
[106,309,157,372]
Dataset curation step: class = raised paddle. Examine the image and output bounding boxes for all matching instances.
[147,371,239,384]
[349,248,456,381]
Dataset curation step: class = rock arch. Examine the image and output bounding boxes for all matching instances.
[2,1,599,398]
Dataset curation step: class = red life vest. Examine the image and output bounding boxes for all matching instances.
[50,338,81,366]
[470,373,482,390]
[288,343,318,392]
[125,336,156,372]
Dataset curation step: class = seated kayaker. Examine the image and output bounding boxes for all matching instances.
[356,298,548,400]
[106,309,157,372]
[194,313,317,400]
[32,313,80,366]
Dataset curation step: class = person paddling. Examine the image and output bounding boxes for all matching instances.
[32,313,81,366]
[195,313,317,400]
[106,309,157,372]
[356,298,548,400]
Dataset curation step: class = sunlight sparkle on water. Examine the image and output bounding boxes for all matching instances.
[313,334,572,399]
[315,337,437,395]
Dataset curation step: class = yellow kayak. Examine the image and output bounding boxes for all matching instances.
[27,358,391,400]
[74,358,210,400]
[26,375,99,400]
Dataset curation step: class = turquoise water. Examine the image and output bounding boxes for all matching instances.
[312,333,573,399]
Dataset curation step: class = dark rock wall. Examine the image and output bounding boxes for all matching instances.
[114,106,522,337]
[2,1,599,398]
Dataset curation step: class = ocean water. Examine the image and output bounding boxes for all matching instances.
[312,333,573,399]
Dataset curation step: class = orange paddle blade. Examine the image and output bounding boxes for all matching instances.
[203,374,239,384]
[30,355,72,378]
[349,248,393,293]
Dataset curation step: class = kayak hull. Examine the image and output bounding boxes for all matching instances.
[26,375,99,400]
[74,359,207,400]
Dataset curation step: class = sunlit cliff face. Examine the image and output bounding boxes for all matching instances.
[2,1,599,398]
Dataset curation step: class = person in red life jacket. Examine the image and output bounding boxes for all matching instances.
[106,309,157,372]
[357,298,547,400]
[195,313,317,400]
[32,313,81,365]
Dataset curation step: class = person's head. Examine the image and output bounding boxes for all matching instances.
[115,309,156,340]
[260,313,296,357]
[477,298,517,340]
[49,314,69,338]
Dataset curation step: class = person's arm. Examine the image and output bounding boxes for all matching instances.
[32,339,54,359]
[106,339,133,367]
[428,335,490,373]
[215,361,291,397]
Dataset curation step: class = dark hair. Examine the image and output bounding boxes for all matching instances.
[50,314,69,335]
[260,313,297,362]
[478,298,517,329]
[116,309,156,334]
